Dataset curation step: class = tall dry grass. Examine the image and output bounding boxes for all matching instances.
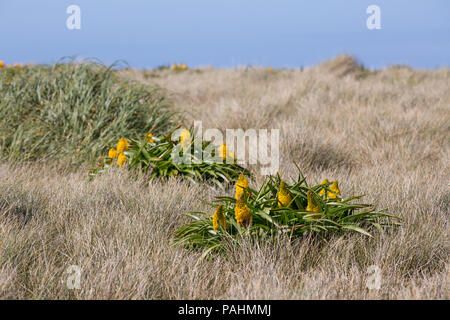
[0,56,449,299]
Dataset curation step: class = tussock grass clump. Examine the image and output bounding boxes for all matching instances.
[90,127,250,187]
[175,170,400,254]
[318,54,372,79]
[0,61,175,164]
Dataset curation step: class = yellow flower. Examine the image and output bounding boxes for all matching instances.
[171,64,177,70]
[267,66,273,72]
[0,61,4,68]
[13,62,19,68]
[328,181,341,201]
[277,181,292,208]
[117,152,127,167]
[116,138,130,153]
[179,128,191,151]
[318,178,329,198]
[235,197,252,227]
[218,143,235,160]
[180,64,187,70]
[146,132,154,143]
[212,204,227,231]
[235,174,249,200]
[108,147,118,159]
[306,190,321,213]
[6,64,12,69]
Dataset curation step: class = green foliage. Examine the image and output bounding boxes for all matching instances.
[0,61,175,164]
[174,170,400,254]
[89,127,251,188]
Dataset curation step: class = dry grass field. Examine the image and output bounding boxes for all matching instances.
[0,56,448,299]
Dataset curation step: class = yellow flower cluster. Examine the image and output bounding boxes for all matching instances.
[179,128,191,151]
[212,204,227,231]
[235,197,252,227]
[215,175,342,230]
[306,190,321,213]
[116,137,130,153]
[146,132,155,143]
[172,63,187,70]
[108,137,130,167]
[0,61,19,69]
[108,148,118,159]
[277,181,292,207]
[218,143,235,160]
[319,178,341,201]
[211,174,254,229]
[235,174,249,200]
[117,152,127,167]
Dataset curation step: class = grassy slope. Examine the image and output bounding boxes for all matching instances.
[0,63,174,165]
[0,56,448,299]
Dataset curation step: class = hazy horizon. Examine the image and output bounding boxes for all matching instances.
[1,0,449,69]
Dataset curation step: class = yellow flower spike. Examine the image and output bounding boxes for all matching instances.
[179,128,191,151]
[235,197,252,227]
[117,152,127,167]
[277,181,292,208]
[0,61,4,68]
[329,181,341,202]
[13,63,19,68]
[171,64,177,70]
[218,143,227,159]
[235,174,249,200]
[146,132,154,143]
[108,147,118,159]
[306,190,321,213]
[116,138,130,153]
[218,143,235,160]
[318,178,329,198]
[212,204,227,231]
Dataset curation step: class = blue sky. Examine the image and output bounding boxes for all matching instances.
[0,0,449,69]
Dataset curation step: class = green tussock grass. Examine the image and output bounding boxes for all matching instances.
[0,61,176,165]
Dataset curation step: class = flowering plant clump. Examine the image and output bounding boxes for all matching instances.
[171,63,188,71]
[174,169,400,254]
[89,126,250,187]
